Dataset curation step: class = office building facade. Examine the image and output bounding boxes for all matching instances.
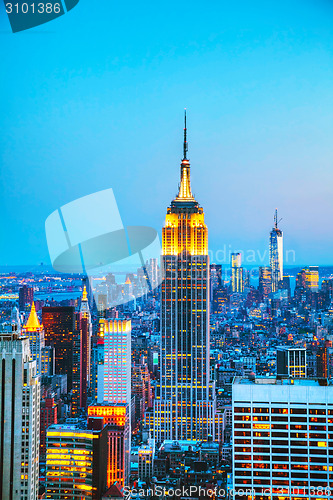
[88,404,130,488]
[233,376,333,500]
[46,423,107,499]
[42,306,75,390]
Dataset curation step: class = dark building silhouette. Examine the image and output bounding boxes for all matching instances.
[18,284,34,311]
[277,347,307,378]
[316,340,332,379]
[42,306,75,390]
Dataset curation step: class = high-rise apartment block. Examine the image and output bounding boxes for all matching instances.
[233,376,333,500]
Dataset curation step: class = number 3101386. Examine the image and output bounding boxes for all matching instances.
[5,3,62,14]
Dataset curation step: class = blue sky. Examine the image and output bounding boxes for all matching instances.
[1,0,333,266]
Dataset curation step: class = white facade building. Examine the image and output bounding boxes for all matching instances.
[99,319,131,405]
[233,376,333,500]
[0,332,40,500]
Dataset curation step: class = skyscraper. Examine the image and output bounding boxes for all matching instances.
[93,319,132,488]
[269,209,283,293]
[22,302,45,375]
[0,332,40,500]
[231,252,244,293]
[101,319,131,404]
[72,286,92,414]
[18,284,34,311]
[42,306,75,390]
[154,114,215,443]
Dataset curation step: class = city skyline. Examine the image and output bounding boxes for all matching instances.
[2,1,333,498]
[1,1,333,266]
[1,123,333,499]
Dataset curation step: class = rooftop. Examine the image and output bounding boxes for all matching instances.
[234,376,329,386]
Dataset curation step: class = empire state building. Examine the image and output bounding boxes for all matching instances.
[154,114,215,443]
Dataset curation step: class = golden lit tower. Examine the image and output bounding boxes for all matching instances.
[231,252,244,293]
[154,113,215,443]
[22,301,45,375]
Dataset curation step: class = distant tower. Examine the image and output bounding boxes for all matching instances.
[22,302,45,376]
[259,266,272,299]
[269,209,283,292]
[18,284,34,311]
[154,112,215,443]
[231,252,244,293]
[0,332,40,500]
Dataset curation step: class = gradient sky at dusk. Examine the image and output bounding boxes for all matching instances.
[1,0,333,267]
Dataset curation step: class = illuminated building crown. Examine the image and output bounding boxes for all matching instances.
[23,302,42,331]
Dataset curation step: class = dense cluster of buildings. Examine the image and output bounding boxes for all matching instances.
[0,123,332,499]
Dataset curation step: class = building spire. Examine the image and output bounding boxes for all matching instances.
[24,302,41,330]
[274,208,278,229]
[175,111,195,201]
[183,109,188,160]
